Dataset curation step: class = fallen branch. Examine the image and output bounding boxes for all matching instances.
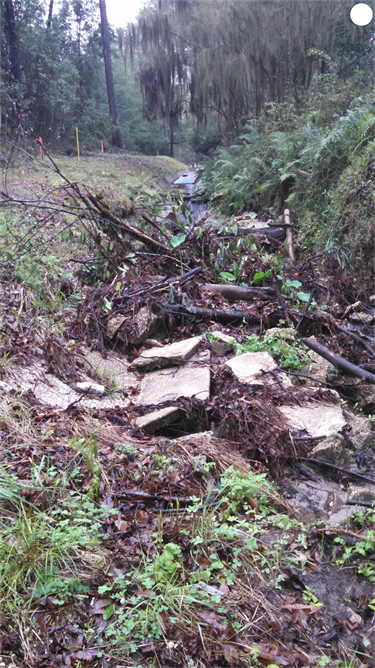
[237,226,286,240]
[163,302,273,325]
[203,284,274,300]
[283,208,295,262]
[305,457,375,485]
[87,192,170,253]
[336,324,375,359]
[302,337,375,384]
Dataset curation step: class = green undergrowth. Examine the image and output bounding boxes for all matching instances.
[203,70,375,280]
[234,330,310,371]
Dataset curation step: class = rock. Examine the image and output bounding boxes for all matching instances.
[135,406,181,434]
[86,351,137,391]
[266,327,296,342]
[225,352,291,388]
[137,351,210,405]
[303,349,331,385]
[106,315,126,339]
[210,331,236,356]
[348,486,375,503]
[279,403,346,438]
[351,385,375,415]
[130,336,202,372]
[345,415,374,451]
[311,436,349,466]
[131,307,162,345]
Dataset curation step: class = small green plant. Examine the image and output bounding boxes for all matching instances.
[234,331,310,371]
[302,586,321,606]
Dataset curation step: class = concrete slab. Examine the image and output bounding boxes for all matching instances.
[225,352,291,388]
[137,352,210,405]
[130,336,202,372]
[136,406,181,434]
[86,351,137,391]
[279,403,346,438]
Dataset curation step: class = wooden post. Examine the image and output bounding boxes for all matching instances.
[284,208,295,262]
[101,140,104,152]
[76,127,80,162]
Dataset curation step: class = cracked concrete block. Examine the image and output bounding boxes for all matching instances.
[136,406,181,434]
[137,352,210,405]
[279,403,346,439]
[130,336,202,372]
[225,351,291,388]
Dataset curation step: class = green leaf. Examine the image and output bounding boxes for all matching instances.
[220,272,236,282]
[285,279,302,289]
[103,603,114,621]
[253,271,265,285]
[170,234,186,248]
[297,291,311,302]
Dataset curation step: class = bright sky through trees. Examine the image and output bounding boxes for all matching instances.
[106,0,145,26]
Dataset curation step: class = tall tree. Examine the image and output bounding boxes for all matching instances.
[47,0,53,29]
[3,0,21,84]
[99,0,122,147]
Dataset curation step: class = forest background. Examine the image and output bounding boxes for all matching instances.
[1,0,374,276]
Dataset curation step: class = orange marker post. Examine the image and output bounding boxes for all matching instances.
[101,140,104,152]
[39,136,45,159]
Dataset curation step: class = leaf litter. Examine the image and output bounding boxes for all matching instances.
[0,152,374,667]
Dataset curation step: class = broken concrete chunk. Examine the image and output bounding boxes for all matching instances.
[137,352,210,405]
[345,415,374,451]
[225,352,291,388]
[311,436,349,466]
[86,351,136,391]
[351,385,375,415]
[279,403,346,438]
[130,336,202,372]
[136,406,181,434]
[210,331,236,356]
[106,315,126,340]
[266,327,296,342]
[303,349,331,385]
[131,307,162,345]
[348,485,375,503]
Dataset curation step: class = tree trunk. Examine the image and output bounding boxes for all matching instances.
[99,0,123,148]
[170,116,174,158]
[4,0,21,83]
[47,0,53,29]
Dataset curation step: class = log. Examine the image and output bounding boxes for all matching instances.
[283,209,295,261]
[164,303,265,324]
[237,226,286,240]
[302,337,375,384]
[203,284,274,300]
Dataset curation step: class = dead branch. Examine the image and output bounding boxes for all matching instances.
[302,337,375,384]
[163,302,282,325]
[203,284,274,300]
[336,324,375,359]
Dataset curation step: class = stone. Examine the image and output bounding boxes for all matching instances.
[348,485,375,503]
[210,331,236,356]
[351,385,375,415]
[130,336,202,372]
[137,352,210,406]
[311,436,349,466]
[86,351,137,391]
[345,415,374,451]
[303,349,331,385]
[266,327,296,342]
[136,406,181,434]
[131,307,161,345]
[279,403,346,438]
[106,315,126,340]
[225,352,291,388]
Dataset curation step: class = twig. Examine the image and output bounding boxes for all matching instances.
[272,270,291,324]
[336,324,375,359]
[346,500,375,508]
[295,289,315,333]
[304,458,375,485]
[283,208,295,262]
